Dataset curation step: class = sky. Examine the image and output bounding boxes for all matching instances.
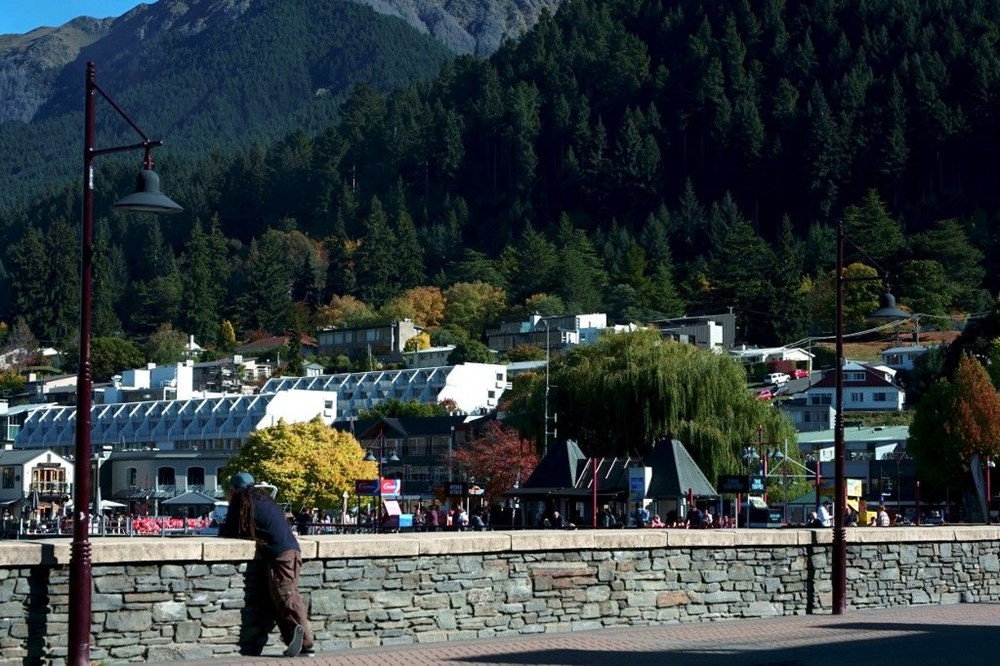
[1,1,144,35]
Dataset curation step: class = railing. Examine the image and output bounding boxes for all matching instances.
[28,482,71,495]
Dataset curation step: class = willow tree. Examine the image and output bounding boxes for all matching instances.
[523,328,797,483]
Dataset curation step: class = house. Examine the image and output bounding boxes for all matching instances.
[486,314,611,355]
[779,397,837,432]
[25,373,78,405]
[650,312,737,350]
[730,346,815,370]
[333,415,482,499]
[0,401,55,447]
[105,449,235,508]
[797,425,914,506]
[879,345,932,372]
[184,335,204,360]
[262,362,508,421]
[802,362,905,411]
[234,334,318,361]
[0,447,73,519]
[316,320,422,363]
[402,345,456,369]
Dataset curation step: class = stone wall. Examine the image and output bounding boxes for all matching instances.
[1,527,998,664]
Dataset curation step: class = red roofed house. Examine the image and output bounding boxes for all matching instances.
[803,361,905,412]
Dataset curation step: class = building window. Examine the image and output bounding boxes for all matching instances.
[496,373,503,381]
[216,467,225,489]
[850,392,863,402]
[157,467,176,488]
[127,467,138,487]
[188,466,205,489]
[873,392,887,402]
[1,467,14,489]
[804,412,811,422]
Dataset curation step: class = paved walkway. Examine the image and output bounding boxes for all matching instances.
[163,603,1000,665]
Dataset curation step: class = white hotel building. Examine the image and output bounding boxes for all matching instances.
[261,362,508,421]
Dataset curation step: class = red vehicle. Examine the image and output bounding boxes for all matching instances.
[756,389,773,401]
[792,369,809,379]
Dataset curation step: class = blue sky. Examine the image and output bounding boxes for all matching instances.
[1,1,143,35]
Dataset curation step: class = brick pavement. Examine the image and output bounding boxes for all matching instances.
[161,603,1000,666]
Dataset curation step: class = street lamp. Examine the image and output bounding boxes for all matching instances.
[986,457,995,525]
[832,220,906,616]
[69,61,182,666]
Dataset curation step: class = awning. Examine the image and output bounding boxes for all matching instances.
[382,500,402,516]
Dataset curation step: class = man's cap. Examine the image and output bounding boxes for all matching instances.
[229,472,255,490]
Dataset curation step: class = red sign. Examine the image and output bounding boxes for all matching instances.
[380,478,402,497]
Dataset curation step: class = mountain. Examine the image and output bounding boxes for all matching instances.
[353,0,562,55]
[0,0,552,209]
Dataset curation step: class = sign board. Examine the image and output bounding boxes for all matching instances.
[468,484,485,496]
[628,467,647,502]
[380,478,402,497]
[355,479,379,496]
[717,475,750,494]
[749,476,766,493]
[817,478,864,498]
[446,482,468,497]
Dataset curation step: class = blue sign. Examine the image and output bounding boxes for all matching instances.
[355,479,379,496]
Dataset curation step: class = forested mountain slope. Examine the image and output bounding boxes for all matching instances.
[0,0,453,207]
[0,0,997,358]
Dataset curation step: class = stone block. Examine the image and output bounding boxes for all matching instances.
[436,611,457,630]
[105,610,153,632]
[199,609,241,628]
[310,589,346,615]
[146,644,215,661]
[152,601,187,623]
[374,591,413,608]
[174,621,201,642]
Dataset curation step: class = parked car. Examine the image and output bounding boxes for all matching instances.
[792,369,809,379]
[756,389,773,401]
[767,372,790,385]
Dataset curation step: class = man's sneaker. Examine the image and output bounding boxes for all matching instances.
[299,648,316,658]
[284,624,304,658]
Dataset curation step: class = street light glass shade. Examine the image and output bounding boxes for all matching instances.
[388,452,400,462]
[364,451,376,462]
[868,290,908,320]
[113,169,183,214]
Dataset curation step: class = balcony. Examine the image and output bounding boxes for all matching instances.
[29,481,71,497]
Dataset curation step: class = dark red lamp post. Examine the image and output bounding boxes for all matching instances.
[69,61,182,666]
[831,220,907,615]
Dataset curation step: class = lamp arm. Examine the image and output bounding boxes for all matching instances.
[840,227,894,282]
[91,79,152,144]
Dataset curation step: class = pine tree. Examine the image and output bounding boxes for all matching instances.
[354,196,398,306]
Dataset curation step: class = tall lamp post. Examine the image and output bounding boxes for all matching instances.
[70,61,182,666]
[832,220,906,616]
[364,429,400,518]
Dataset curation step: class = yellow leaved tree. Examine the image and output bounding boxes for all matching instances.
[222,417,376,509]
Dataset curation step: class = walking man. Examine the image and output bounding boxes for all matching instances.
[220,472,314,657]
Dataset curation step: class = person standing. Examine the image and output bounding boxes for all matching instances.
[818,501,832,528]
[220,473,314,657]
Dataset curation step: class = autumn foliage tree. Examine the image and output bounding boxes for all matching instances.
[909,354,1000,507]
[222,417,374,509]
[451,421,539,504]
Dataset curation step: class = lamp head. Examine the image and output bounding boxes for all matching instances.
[364,451,376,462]
[113,168,183,214]
[388,452,400,462]
[869,288,908,321]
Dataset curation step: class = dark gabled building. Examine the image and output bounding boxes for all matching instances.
[334,415,488,499]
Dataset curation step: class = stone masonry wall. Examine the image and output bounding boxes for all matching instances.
[0,528,998,664]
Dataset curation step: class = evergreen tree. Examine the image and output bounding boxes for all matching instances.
[238,231,293,334]
[354,197,398,306]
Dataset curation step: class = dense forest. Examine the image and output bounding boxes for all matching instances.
[1,0,999,362]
